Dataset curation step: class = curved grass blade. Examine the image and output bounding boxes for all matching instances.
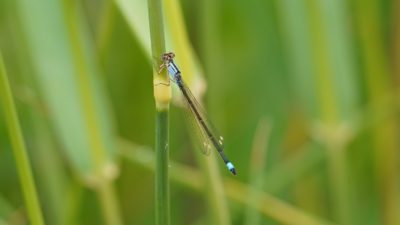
[0,54,44,225]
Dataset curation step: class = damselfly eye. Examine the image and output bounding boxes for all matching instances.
[162,52,175,61]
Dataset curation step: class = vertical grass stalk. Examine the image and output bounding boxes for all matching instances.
[155,111,169,225]
[355,1,400,224]
[63,2,123,225]
[0,54,45,225]
[245,118,271,225]
[307,1,357,223]
[147,0,171,224]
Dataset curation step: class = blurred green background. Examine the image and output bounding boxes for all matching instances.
[0,0,399,224]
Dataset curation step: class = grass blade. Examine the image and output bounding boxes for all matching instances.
[244,118,271,225]
[15,0,123,224]
[0,54,44,225]
[118,138,336,225]
[147,0,171,224]
[354,0,400,224]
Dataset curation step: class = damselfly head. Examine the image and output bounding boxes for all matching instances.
[162,52,175,62]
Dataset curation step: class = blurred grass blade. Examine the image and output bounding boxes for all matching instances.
[114,0,151,56]
[194,149,231,225]
[15,0,123,224]
[18,0,87,176]
[64,1,123,225]
[265,143,325,194]
[277,0,331,216]
[62,0,118,178]
[16,0,117,179]
[29,112,67,225]
[0,54,44,225]
[355,0,400,224]
[97,0,116,56]
[307,1,358,224]
[276,0,360,222]
[118,138,336,225]
[226,179,335,225]
[245,118,271,225]
[277,0,318,118]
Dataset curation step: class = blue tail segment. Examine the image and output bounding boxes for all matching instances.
[226,162,237,175]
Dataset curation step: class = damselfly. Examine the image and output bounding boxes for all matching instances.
[158,52,237,176]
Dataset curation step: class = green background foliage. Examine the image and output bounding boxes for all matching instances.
[0,0,399,224]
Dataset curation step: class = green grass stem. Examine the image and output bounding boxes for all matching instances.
[154,111,170,225]
[244,118,271,225]
[147,0,170,224]
[0,54,44,225]
[355,1,400,224]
